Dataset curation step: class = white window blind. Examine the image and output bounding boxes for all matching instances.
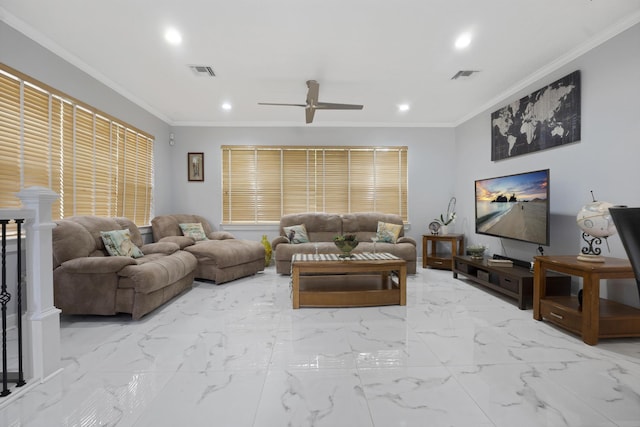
[222,145,408,224]
[0,64,154,226]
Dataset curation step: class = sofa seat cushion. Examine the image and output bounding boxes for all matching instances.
[60,255,136,274]
[184,239,264,268]
[117,251,197,294]
[141,242,180,255]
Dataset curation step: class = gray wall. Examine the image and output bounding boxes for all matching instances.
[454,23,640,307]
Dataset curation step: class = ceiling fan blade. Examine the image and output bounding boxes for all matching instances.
[306,80,319,107]
[259,80,363,123]
[314,102,364,110]
[258,102,307,107]
[305,106,316,124]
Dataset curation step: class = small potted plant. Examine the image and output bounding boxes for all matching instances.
[435,197,456,234]
[467,244,486,259]
[334,234,359,258]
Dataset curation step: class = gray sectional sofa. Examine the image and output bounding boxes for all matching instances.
[272,212,417,274]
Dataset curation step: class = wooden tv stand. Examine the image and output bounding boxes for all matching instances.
[453,255,571,309]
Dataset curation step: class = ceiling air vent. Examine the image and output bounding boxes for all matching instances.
[189,65,216,77]
[451,70,479,80]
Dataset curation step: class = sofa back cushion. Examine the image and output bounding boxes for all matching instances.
[52,216,142,268]
[279,213,343,242]
[113,217,144,247]
[342,212,405,242]
[52,219,96,268]
[151,214,214,241]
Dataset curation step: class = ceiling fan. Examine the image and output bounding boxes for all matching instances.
[258,80,363,124]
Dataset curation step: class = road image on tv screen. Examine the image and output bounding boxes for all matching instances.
[475,169,549,245]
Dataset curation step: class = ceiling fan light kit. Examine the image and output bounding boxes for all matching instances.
[259,80,363,124]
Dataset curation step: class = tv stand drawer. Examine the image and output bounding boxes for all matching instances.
[540,299,581,334]
[499,275,519,293]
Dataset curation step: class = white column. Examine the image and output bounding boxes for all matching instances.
[16,186,62,381]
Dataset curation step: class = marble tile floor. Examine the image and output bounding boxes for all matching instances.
[1,267,639,427]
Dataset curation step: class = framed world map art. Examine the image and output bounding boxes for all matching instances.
[491,70,581,161]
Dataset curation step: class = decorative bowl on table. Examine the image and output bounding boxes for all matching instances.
[467,245,486,260]
[334,234,359,258]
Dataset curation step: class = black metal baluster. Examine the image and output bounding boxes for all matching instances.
[1,219,9,396]
[16,219,25,387]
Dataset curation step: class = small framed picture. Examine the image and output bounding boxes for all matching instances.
[187,152,204,182]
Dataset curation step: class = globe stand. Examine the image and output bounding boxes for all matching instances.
[577,232,605,263]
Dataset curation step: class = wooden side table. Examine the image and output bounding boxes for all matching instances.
[422,234,464,270]
[533,255,640,345]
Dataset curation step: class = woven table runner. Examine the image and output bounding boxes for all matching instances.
[292,252,400,262]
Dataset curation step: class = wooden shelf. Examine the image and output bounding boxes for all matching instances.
[540,295,640,338]
[299,275,401,307]
[291,257,407,309]
[423,234,464,270]
[533,255,640,345]
[453,255,570,310]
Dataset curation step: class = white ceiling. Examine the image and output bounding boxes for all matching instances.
[2,0,640,127]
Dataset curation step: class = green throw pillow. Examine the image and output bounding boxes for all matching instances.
[100,229,144,258]
[376,221,403,243]
[283,224,310,244]
[179,222,209,241]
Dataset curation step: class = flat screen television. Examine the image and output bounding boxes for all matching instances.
[475,169,550,246]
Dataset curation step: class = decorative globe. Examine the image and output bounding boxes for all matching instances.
[576,201,617,238]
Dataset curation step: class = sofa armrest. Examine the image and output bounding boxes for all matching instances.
[208,231,235,240]
[141,242,180,255]
[60,256,136,274]
[158,236,195,249]
[397,236,417,246]
[271,236,289,250]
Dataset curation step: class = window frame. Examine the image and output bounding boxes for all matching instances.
[222,145,408,224]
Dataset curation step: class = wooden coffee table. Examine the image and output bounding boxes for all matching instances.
[291,253,407,309]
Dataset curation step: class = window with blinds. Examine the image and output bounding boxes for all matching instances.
[222,146,408,224]
[0,64,154,226]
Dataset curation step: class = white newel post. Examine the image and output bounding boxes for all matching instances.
[16,186,62,382]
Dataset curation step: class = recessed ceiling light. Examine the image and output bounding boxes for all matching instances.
[221,103,232,111]
[164,28,182,45]
[455,32,472,49]
[398,104,410,112]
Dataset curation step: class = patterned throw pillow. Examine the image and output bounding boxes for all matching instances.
[376,221,403,243]
[179,223,209,241]
[100,229,144,258]
[283,224,310,244]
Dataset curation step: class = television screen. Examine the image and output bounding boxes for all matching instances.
[475,169,550,246]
